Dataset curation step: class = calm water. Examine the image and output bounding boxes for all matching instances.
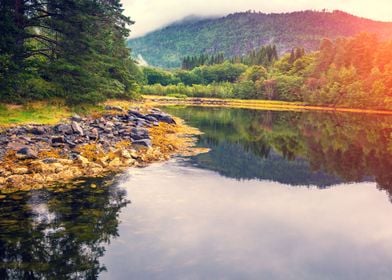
[2,107,392,279]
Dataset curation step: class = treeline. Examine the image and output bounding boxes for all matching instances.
[303,33,392,108]
[230,44,278,66]
[141,34,392,109]
[182,53,225,70]
[0,0,140,104]
[141,45,310,101]
[182,44,278,70]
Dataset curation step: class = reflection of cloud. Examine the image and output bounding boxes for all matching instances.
[102,161,392,279]
[121,0,392,38]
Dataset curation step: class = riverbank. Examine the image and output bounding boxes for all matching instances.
[144,95,392,115]
[0,102,206,195]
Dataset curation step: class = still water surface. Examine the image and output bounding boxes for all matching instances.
[2,107,392,279]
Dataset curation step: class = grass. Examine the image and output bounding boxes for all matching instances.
[0,100,108,127]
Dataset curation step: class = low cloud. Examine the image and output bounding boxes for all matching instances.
[121,0,392,38]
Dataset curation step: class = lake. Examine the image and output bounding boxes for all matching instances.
[1,106,392,279]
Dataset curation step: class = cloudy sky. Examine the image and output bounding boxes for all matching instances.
[121,0,392,38]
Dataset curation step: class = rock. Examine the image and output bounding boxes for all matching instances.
[120,149,132,159]
[71,114,82,121]
[71,121,84,136]
[130,127,150,141]
[42,158,58,164]
[6,175,25,186]
[57,159,74,165]
[88,128,99,140]
[132,139,152,148]
[16,147,38,160]
[123,158,136,166]
[128,110,145,119]
[130,149,139,159]
[29,126,46,135]
[31,173,45,184]
[13,167,29,175]
[108,157,122,167]
[51,136,65,144]
[55,124,73,135]
[64,138,77,148]
[147,113,176,124]
[51,163,66,173]
[76,155,89,166]
[105,105,124,112]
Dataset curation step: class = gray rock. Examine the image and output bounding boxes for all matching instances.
[128,110,145,119]
[51,136,65,144]
[130,127,150,140]
[147,113,176,124]
[71,121,84,136]
[132,139,152,148]
[29,126,46,135]
[16,147,38,160]
[55,124,73,135]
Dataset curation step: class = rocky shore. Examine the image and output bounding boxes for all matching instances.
[0,106,202,194]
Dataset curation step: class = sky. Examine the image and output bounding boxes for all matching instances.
[121,0,392,38]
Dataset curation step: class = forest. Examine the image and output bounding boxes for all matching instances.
[141,34,392,109]
[0,0,141,104]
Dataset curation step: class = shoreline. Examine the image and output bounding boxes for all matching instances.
[144,95,392,116]
[0,104,206,196]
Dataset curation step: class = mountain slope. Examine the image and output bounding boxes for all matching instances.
[128,10,392,68]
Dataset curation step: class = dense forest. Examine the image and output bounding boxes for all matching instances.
[128,10,392,68]
[0,0,141,104]
[141,33,392,109]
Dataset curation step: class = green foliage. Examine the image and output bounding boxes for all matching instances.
[231,45,278,67]
[142,67,179,86]
[303,34,392,109]
[182,53,225,70]
[0,0,139,104]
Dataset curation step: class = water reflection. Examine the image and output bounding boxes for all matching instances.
[0,177,129,279]
[101,162,392,280]
[165,106,392,195]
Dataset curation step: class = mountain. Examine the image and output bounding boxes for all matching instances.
[127,10,392,68]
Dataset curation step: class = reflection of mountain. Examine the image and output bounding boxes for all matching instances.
[166,106,392,192]
[191,139,342,187]
[0,177,129,279]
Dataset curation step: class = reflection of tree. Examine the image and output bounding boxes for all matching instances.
[0,178,129,279]
[301,112,392,196]
[166,106,392,195]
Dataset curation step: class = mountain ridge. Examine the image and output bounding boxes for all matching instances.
[128,10,392,68]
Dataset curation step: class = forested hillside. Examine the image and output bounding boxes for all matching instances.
[128,10,392,68]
